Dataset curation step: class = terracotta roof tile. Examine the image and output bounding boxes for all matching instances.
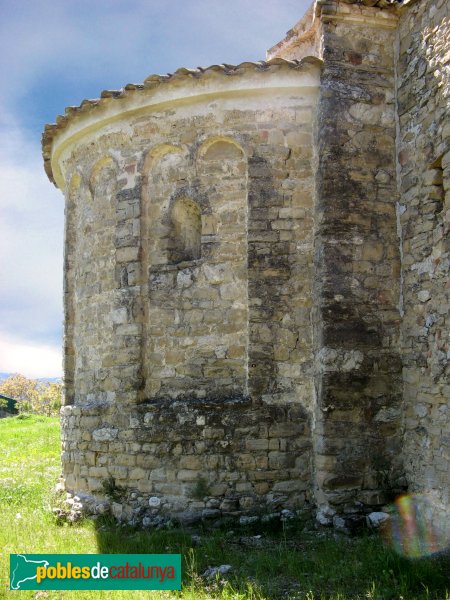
[338,0,403,5]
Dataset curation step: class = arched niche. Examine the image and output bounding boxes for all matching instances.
[85,156,119,248]
[196,136,248,254]
[141,144,189,267]
[89,156,117,198]
[168,197,202,264]
[72,155,119,397]
[197,137,245,177]
[198,136,245,162]
[68,172,82,196]
[143,137,249,402]
[142,144,185,184]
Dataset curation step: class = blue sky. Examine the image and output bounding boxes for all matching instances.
[0,0,310,378]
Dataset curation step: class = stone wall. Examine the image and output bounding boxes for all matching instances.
[142,139,248,401]
[314,0,404,514]
[61,400,311,522]
[396,0,450,531]
[69,157,123,403]
[45,0,450,525]
[54,61,321,518]
[270,1,404,517]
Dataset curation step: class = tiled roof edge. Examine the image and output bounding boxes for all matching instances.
[42,56,322,186]
[332,0,404,7]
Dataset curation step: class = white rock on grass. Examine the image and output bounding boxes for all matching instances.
[366,512,390,528]
[316,505,335,526]
[239,515,259,525]
[202,565,232,578]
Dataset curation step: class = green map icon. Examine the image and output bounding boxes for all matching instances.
[10,555,49,590]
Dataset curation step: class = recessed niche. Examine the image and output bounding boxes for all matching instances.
[168,197,202,263]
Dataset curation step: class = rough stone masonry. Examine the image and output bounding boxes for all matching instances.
[42,0,449,532]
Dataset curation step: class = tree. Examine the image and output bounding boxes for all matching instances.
[35,382,63,416]
[0,374,38,412]
[0,374,62,416]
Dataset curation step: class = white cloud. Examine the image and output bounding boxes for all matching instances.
[0,333,62,379]
[0,112,64,360]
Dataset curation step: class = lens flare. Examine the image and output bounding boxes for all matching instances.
[384,494,449,558]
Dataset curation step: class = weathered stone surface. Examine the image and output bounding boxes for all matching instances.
[46,0,449,524]
[281,0,404,513]
[396,0,450,532]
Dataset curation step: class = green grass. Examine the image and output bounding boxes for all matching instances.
[0,414,449,599]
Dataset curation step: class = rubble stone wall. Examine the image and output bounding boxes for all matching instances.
[397,0,450,528]
[313,3,404,513]
[57,64,321,518]
[270,1,404,514]
[142,138,249,401]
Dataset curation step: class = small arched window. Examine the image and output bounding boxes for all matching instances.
[168,197,201,263]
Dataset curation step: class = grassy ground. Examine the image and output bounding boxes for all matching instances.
[0,414,449,599]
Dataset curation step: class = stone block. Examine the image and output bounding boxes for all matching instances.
[180,456,202,470]
[246,439,269,451]
[177,470,200,482]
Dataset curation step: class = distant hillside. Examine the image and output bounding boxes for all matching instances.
[0,372,62,384]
